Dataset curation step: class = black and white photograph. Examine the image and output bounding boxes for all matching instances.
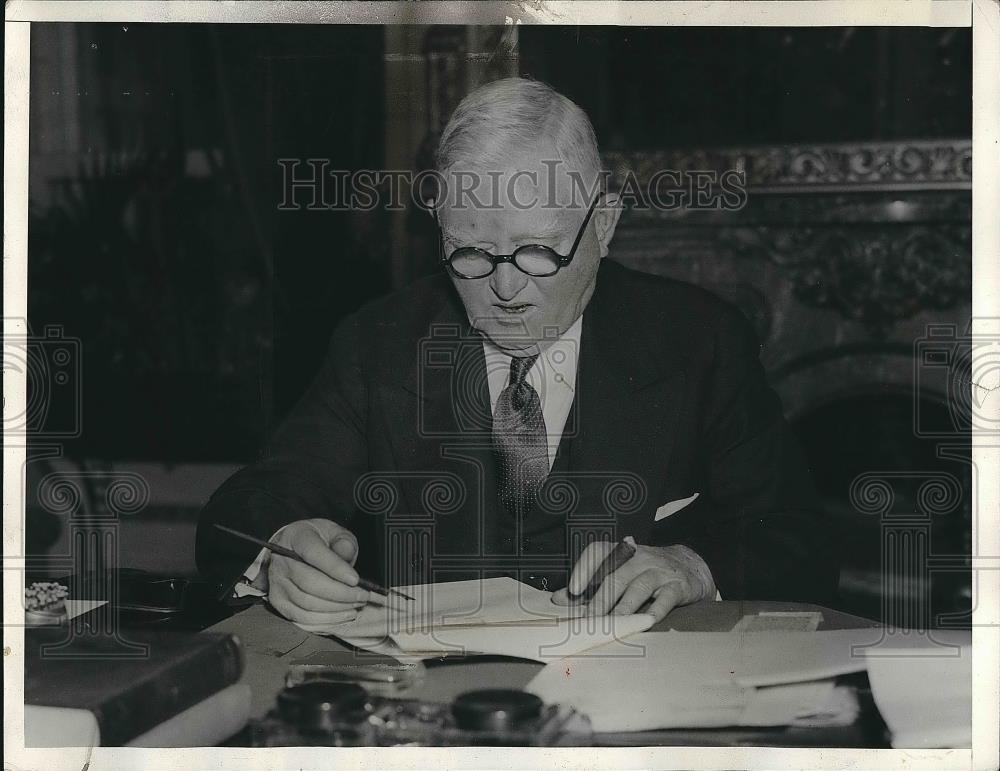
[4,2,998,769]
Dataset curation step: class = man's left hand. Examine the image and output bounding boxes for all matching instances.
[550,542,716,622]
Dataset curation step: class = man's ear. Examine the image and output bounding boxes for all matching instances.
[593,192,624,259]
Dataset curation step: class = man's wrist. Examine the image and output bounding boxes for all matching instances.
[237,522,302,596]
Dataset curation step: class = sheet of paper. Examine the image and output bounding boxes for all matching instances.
[309,578,653,662]
[579,628,881,687]
[390,613,656,662]
[526,628,884,731]
[864,630,972,748]
[531,665,855,732]
[317,577,587,638]
[529,660,747,731]
[728,627,884,686]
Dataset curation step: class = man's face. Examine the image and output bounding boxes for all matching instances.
[437,156,618,354]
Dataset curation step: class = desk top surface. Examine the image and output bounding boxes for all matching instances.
[204,598,884,746]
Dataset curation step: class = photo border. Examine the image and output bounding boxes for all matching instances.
[4,2,996,770]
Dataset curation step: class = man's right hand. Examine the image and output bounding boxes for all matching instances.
[265,519,371,626]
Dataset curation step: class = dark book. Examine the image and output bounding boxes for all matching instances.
[25,627,245,746]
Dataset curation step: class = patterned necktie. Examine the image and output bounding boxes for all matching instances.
[493,354,549,517]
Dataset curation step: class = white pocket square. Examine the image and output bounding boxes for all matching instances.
[654,492,700,522]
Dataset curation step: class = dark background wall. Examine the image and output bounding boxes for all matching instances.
[25,24,972,621]
[29,24,389,463]
[521,27,971,146]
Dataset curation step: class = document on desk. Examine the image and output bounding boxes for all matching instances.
[526,628,883,731]
[313,577,656,662]
[864,630,972,748]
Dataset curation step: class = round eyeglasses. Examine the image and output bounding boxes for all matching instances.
[431,195,600,279]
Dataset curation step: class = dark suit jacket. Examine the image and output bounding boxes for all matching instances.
[196,259,838,602]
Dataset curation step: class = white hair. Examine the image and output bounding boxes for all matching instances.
[435,77,603,189]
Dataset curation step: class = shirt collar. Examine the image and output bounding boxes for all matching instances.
[482,315,582,402]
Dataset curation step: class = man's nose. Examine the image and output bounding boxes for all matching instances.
[490,262,529,301]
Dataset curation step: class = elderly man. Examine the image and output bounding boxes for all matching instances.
[196,77,837,627]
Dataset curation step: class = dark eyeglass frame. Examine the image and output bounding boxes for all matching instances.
[431,194,601,279]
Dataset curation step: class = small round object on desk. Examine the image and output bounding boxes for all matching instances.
[451,689,544,732]
[277,682,369,734]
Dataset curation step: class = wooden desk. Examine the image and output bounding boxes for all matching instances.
[205,599,889,747]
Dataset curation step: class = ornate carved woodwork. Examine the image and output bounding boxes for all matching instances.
[605,140,972,412]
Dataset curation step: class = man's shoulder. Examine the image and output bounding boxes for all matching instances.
[602,259,727,304]
[595,260,763,391]
[598,259,750,340]
[351,270,455,331]
[333,271,460,370]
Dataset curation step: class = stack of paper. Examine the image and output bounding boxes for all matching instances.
[863,630,972,748]
[311,577,656,661]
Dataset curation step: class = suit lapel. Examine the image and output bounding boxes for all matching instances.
[565,261,690,534]
[387,302,500,568]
